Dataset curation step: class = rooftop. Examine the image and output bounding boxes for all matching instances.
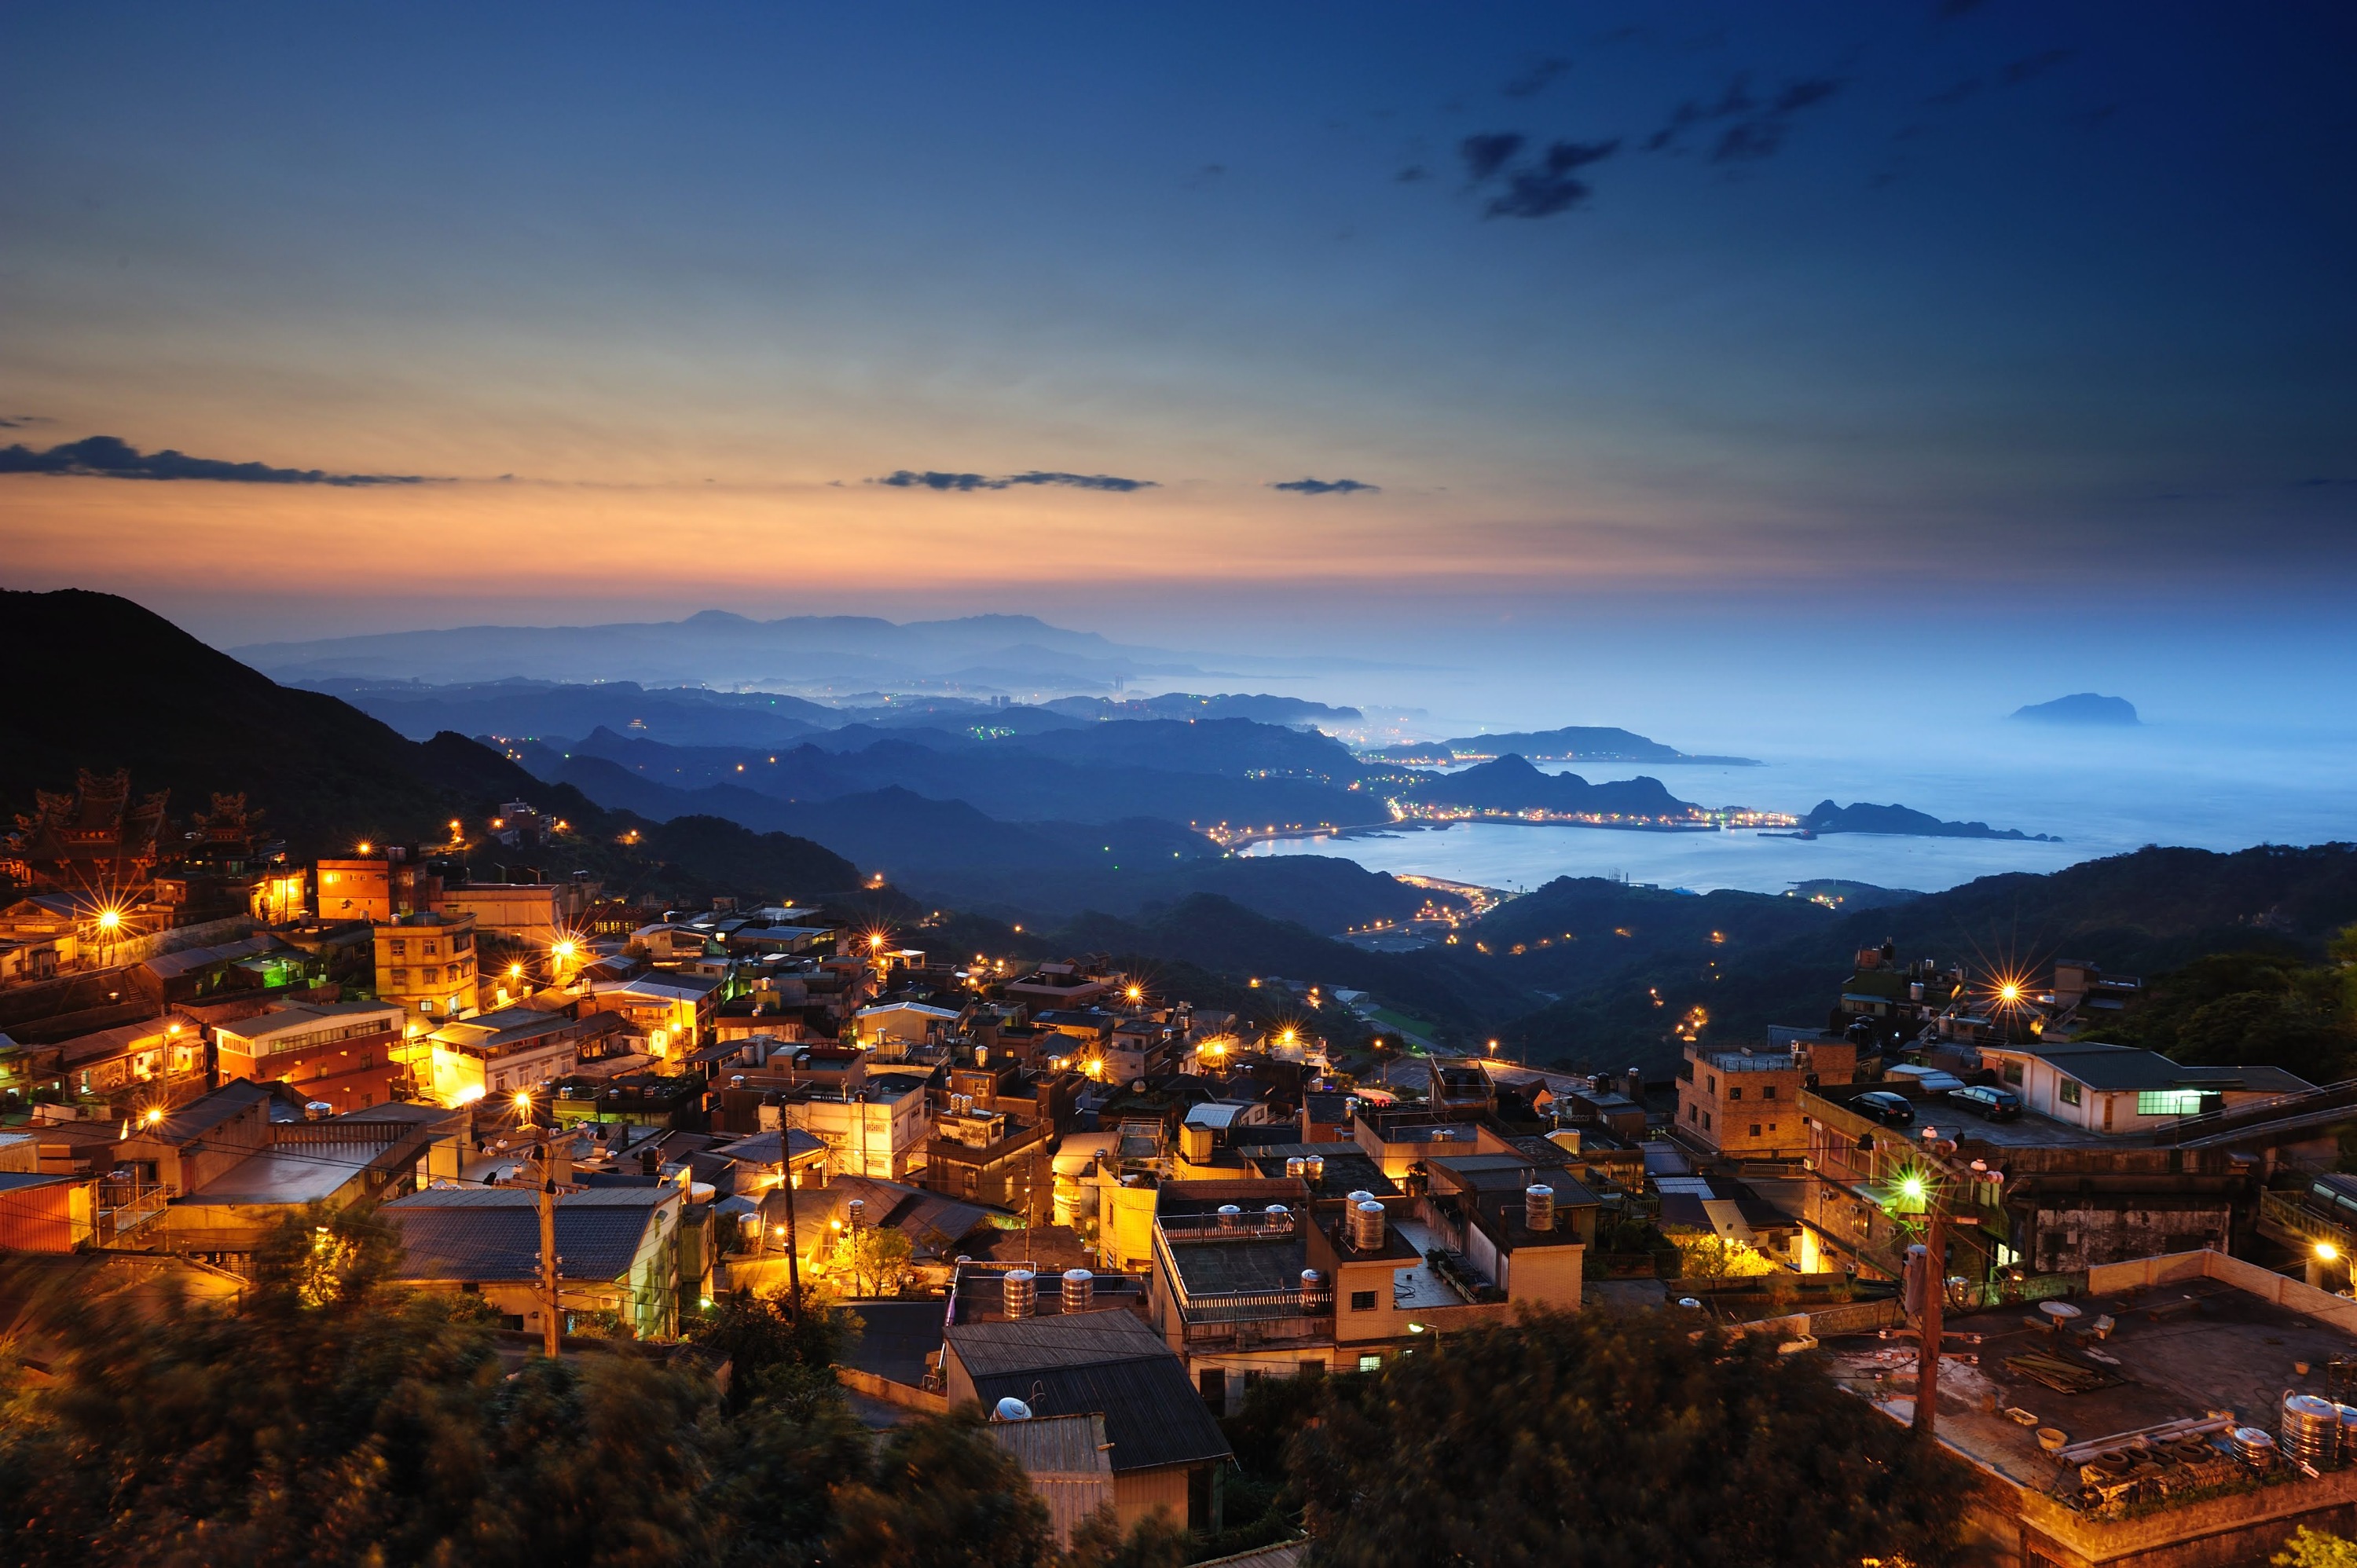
[1828,1252,2357,1497]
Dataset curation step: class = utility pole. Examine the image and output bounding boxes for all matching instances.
[1908,1214,1945,1443]
[533,1129,572,1360]
[781,1148,802,1324]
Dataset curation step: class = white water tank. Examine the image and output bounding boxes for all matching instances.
[1349,1200,1387,1251]
[1525,1185,1556,1233]
[1061,1268,1094,1313]
[1003,1269,1037,1319]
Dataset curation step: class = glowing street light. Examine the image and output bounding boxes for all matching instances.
[513,1090,533,1118]
[97,907,122,932]
[2319,1241,2341,1263]
[1899,1174,1927,1204]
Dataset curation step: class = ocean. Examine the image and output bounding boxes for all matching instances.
[1240,721,2357,896]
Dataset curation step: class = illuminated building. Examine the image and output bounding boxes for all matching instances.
[371,910,479,1019]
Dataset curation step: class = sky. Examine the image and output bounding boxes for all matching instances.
[4,2,2356,720]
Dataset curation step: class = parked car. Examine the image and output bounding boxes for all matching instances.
[1945,1085,2024,1121]
[1853,1090,1915,1127]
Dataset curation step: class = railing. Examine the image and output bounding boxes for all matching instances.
[2151,1075,2357,1146]
[1178,1289,1336,1323]
[2261,1189,2356,1255]
[96,1181,168,1245]
[1182,1313,1335,1347]
[1159,1211,1298,1244]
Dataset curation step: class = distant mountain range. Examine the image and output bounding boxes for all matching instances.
[1362,724,1758,767]
[1798,800,2058,842]
[2012,693,2140,726]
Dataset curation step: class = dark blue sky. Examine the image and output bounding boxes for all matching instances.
[4,2,2355,655]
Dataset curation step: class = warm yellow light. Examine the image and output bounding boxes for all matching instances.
[829,1218,842,1230]
[1125,985,1142,1003]
[1999,982,2022,1004]
[508,963,522,979]
[97,908,122,932]
[552,940,577,961]
[512,1091,532,1114]
[142,1107,165,1127]
[2319,1242,2341,1262]
[1486,1039,1498,1053]
[357,841,372,854]
[449,819,462,834]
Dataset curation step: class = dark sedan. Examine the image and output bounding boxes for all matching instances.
[1945,1085,2024,1121]
[1853,1090,1915,1127]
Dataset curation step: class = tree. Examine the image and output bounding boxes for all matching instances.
[2279,1530,2357,1568]
[826,1409,1055,1568]
[0,1203,720,1566]
[1062,1505,1189,1568]
[1669,1232,1780,1280]
[1288,1307,1964,1568]
[839,1225,918,1298]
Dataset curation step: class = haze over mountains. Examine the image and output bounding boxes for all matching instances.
[7,589,2354,1079]
[233,609,1376,693]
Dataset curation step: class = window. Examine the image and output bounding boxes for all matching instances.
[2002,1060,2024,1086]
[1357,1354,1382,1373]
[1748,1124,1761,1138]
[1687,1104,1698,1123]
[1762,1085,1778,1101]
[1702,1111,1712,1130]
[1729,1086,1743,1101]
[1706,1074,1716,1093]
[423,942,438,957]
[1350,1289,1377,1311]
[391,968,409,984]
[2059,1079,2081,1106]
[390,939,406,957]
[2137,1090,2208,1117]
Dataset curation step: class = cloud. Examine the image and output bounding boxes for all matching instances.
[1270,477,1380,495]
[0,414,53,430]
[1710,76,1843,163]
[1487,138,1621,218]
[872,468,1157,493]
[1501,57,1571,98]
[1643,74,1758,152]
[0,434,425,485]
[1395,164,1430,182]
[2003,49,2074,86]
[1459,132,1527,184]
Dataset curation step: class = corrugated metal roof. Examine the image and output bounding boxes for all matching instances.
[384,1203,657,1282]
[947,1310,1171,1377]
[385,1186,679,1209]
[985,1411,1113,1475]
[968,1357,1232,1474]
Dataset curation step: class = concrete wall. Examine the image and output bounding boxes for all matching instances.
[2032,1203,2234,1273]
[2088,1249,2357,1337]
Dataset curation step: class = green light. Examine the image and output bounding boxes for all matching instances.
[1900,1175,1926,1202]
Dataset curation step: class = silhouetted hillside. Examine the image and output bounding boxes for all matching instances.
[1499,843,2357,1079]
[0,590,867,904]
[0,588,552,854]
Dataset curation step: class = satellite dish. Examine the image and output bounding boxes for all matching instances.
[993,1397,1032,1422]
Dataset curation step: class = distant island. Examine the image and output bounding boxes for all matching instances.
[2011,692,2139,727]
[1410,754,1699,819]
[1362,724,1759,767]
[1795,800,2058,842]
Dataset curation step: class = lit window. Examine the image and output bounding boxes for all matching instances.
[2059,1080,2081,1106]
[1357,1354,1382,1372]
[2137,1090,2208,1117]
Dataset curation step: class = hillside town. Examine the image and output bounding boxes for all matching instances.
[3,764,2356,1566]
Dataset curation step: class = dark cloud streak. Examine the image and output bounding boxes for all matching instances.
[0,434,424,485]
[1459,132,1526,184]
[873,469,1157,493]
[1271,477,1379,495]
[1486,138,1620,218]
